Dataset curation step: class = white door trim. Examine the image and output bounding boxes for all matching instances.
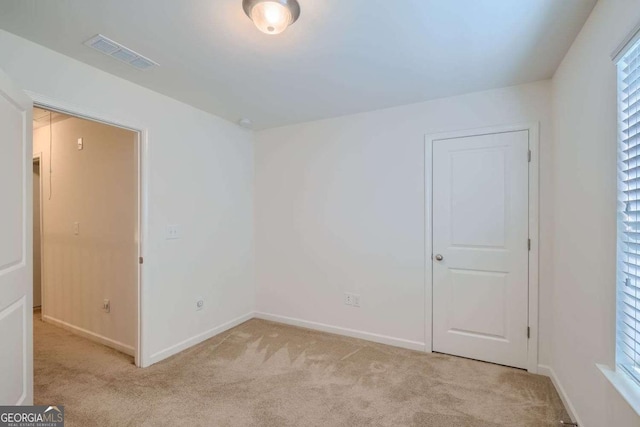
[424,122,540,373]
[26,91,149,368]
[32,153,43,312]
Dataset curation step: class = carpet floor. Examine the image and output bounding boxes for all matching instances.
[34,313,569,426]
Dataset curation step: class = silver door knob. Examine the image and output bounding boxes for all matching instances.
[435,254,444,261]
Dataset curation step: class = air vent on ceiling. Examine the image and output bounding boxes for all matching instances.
[83,34,158,71]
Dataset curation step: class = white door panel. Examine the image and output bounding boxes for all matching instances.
[448,269,507,339]
[0,68,33,405]
[432,130,529,369]
[0,297,27,404]
[0,93,23,268]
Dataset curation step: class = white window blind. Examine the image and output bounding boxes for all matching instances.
[618,37,640,384]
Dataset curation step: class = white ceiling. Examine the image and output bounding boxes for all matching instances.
[0,0,596,130]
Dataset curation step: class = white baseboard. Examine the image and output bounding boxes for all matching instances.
[147,312,254,366]
[538,364,584,427]
[254,312,426,352]
[42,315,135,356]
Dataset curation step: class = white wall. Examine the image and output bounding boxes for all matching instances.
[550,0,640,425]
[33,116,138,354]
[254,81,554,362]
[0,30,255,367]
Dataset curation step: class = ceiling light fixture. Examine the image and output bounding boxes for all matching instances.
[242,0,300,35]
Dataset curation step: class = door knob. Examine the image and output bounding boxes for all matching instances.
[435,254,444,261]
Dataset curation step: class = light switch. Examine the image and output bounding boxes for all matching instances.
[77,138,83,150]
[73,222,80,235]
[166,224,181,240]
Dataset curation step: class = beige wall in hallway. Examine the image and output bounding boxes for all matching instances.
[33,115,137,353]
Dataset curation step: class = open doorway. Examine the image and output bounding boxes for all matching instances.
[31,106,140,363]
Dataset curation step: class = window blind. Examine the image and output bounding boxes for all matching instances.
[618,38,640,384]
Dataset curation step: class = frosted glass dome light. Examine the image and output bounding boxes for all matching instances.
[242,0,300,35]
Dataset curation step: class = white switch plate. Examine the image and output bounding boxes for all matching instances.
[73,222,80,235]
[352,294,360,307]
[77,138,83,150]
[102,299,110,313]
[166,224,181,240]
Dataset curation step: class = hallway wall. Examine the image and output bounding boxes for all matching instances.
[33,115,138,353]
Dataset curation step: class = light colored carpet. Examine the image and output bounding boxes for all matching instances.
[34,313,569,426]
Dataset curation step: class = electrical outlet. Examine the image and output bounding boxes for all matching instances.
[196,298,204,311]
[344,293,361,307]
[166,224,181,240]
[344,293,353,306]
[102,299,110,313]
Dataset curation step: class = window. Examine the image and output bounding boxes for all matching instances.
[618,36,640,385]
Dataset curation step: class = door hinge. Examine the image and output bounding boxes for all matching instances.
[528,239,531,251]
[528,150,532,162]
[139,256,143,264]
[527,327,530,339]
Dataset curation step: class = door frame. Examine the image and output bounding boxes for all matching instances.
[424,122,540,373]
[27,91,149,368]
[32,154,43,311]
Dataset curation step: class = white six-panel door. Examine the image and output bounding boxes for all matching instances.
[0,69,33,404]
[432,130,529,369]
